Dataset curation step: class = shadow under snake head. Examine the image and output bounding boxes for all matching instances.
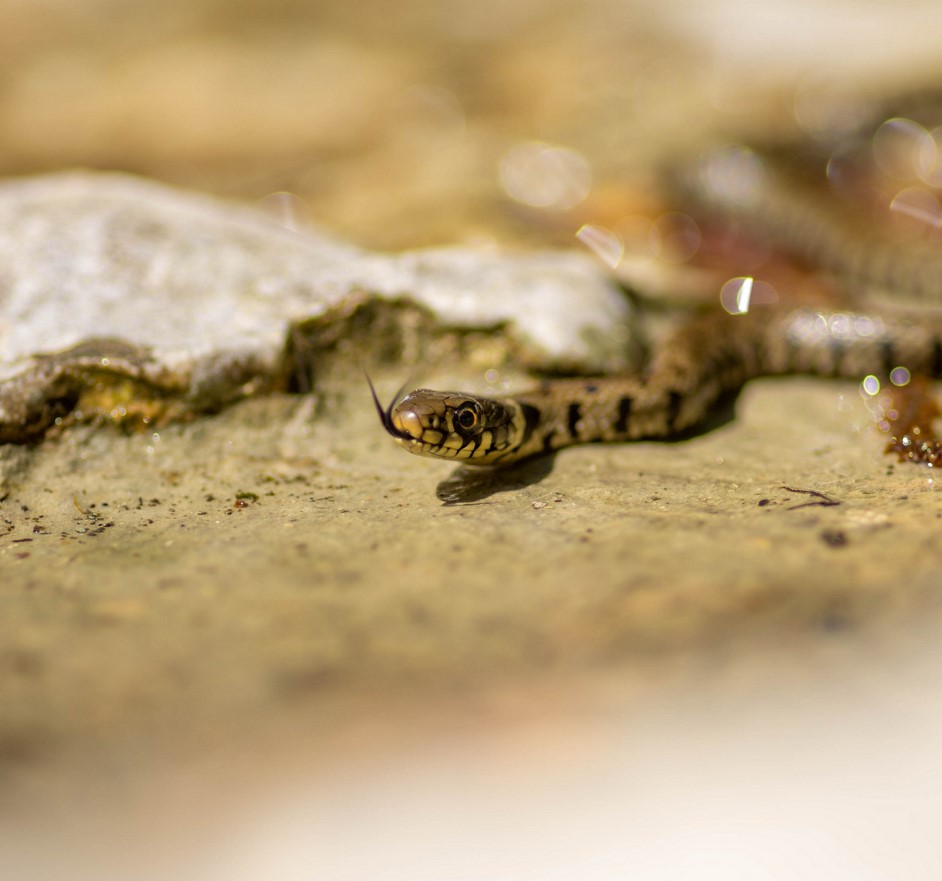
[371,384,526,463]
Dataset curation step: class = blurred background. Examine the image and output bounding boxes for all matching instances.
[5,0,941,252]
[4,1,942,878]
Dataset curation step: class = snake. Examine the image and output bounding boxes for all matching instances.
[374,111,942,467]
[372,306,942,466]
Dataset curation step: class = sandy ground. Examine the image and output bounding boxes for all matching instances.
[4,372,942,874]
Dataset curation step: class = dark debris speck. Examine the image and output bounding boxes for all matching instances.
[821,612,851,632]
[820,529,848,548]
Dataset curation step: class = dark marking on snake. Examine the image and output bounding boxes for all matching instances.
[828,338,847,377]
[881,337,897,377]
[614,396,633,434]
[666,390,683,434]
[520,402,542,443]
[567,403,582,438]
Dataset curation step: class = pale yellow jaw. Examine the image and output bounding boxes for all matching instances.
[391,408,425,441]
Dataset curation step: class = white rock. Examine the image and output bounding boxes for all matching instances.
[0,172,636,441]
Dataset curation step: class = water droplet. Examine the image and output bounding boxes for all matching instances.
[699,145,765,207]
[861,375,881,396]
[576,224,623,269]
[889,187,942,229]
[720,277,777,314]
[498,141,591,211]
[257,191,312,232]
[872,118,931,180]
[890,366,911,387]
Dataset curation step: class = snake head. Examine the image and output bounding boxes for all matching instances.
[369,379,522,463]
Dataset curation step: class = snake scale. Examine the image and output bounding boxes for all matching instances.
[375,103,942,467]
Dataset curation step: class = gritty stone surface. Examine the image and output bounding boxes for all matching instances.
[2,179,942,862]
[0,173,634,441]
[1,376,941,763]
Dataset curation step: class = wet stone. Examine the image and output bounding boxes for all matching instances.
[0,172,635,443]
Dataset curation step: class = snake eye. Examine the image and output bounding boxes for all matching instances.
[455,403,480,431]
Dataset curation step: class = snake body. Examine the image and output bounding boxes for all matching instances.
[375,306,942,466]
[376,115,942,466]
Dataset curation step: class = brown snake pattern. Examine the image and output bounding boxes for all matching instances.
[376,112,942,467]
[374,307,942,466]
